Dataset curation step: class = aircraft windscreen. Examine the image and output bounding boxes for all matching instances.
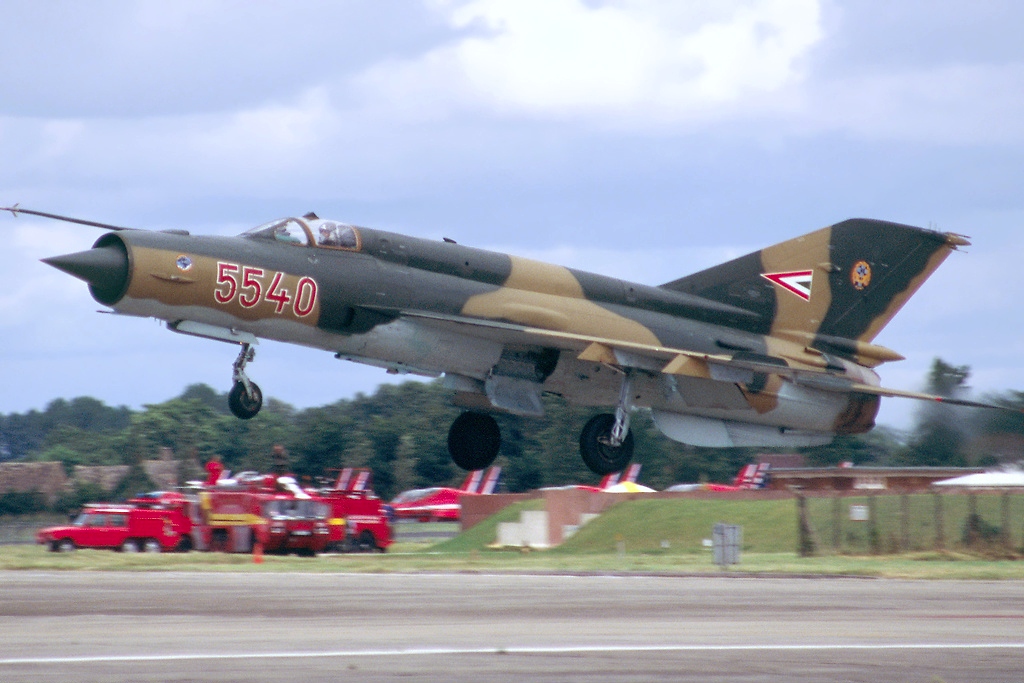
[243,218,310,246]
[310,220,360,250]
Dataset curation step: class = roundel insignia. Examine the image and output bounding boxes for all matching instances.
[176,255,193,271]
[851,260,871,290]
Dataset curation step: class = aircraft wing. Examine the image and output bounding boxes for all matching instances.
[397,308,741,374]
[400,308,835,380]
[399,309,1021,413]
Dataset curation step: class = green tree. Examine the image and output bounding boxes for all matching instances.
[0,397,130,460]
[128,398,231,474]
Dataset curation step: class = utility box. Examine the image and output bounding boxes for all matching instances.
[713,523,742,567]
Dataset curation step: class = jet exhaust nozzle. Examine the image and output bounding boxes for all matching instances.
[42,241,130,306]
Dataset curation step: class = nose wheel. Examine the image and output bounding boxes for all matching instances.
[228,343,263,419]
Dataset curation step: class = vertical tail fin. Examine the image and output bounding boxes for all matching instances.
[662,219,968,361]
[734,463,771,489]
[460,469,485,492]
[351,469,372,492]
[334,467,372,491]
[334,468,353,490]
[732,464,756,487]
[480,466,501,494]
[460,467,501,493]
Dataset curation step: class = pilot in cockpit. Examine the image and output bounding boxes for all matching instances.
[318,223,341,247]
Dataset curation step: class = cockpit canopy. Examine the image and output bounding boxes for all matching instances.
[243,217,360,251]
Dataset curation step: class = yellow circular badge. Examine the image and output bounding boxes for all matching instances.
[851,261,871,290]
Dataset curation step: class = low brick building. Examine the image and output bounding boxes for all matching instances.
[764,466,985,493]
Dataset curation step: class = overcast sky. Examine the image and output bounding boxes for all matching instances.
[3,0,1023,434]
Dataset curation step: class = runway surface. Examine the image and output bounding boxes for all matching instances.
[2,571,1023,682]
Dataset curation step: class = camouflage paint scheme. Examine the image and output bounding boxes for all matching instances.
[26,207,982,467]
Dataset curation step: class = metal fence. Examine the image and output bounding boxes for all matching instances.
[797,491,1024,556]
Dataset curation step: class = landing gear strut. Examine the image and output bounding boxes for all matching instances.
[579,373,635,475]
[448,412,501,471]
[228,343,263,420]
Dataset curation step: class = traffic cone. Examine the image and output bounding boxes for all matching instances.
[253,541,263,564]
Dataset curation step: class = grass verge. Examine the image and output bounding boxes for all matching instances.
[3,545,1023,580]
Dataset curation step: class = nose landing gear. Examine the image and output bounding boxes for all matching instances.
[228,343,263,419]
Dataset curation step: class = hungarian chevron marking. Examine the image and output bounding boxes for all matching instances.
[761,270,814,302]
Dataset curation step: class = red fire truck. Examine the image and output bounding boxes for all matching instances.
[37,499,192,553]
[193,472,331,556]
[316,468,392,552]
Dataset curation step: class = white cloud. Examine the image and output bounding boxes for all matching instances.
[358,0,824,126]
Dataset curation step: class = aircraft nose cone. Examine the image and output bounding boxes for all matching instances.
[42,244,129,305]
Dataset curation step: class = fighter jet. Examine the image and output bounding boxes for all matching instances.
[9,205,1010,475]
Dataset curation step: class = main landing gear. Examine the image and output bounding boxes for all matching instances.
[579,372,635,475]
[579,413,634,475]
[447,412,501,471]
[446,374,636,476]
[228,343,263,420]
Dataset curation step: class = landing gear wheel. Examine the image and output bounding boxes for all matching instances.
[448,412,501,471]
[580,413,634,475]
[228,381,262,419]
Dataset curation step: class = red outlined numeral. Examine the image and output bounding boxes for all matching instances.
[294,277,317,317]
[239,267,265,308]
[265,272,293,314]
[214,262,239,303]
[213,261,316,318]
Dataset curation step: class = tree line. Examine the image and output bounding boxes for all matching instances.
[2,358,1022,504]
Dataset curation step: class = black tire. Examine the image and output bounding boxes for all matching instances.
[121,539,140,553]
[447,412,501,471]
[142,538,162,553]
[210,528,230,553]
[56,539,75,553]
[358,530,378,553]
[579,413,634,475]
[228,381,263,419]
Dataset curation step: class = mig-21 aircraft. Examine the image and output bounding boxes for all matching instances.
[8,205,1009,475]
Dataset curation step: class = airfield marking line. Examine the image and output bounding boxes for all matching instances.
[4,643,1024,666]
